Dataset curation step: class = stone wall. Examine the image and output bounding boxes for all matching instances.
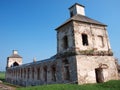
[73,21,111,52]
[7,58,22,68]
[6,56,78,86]
[57,21,75,53]
[76,55,118,84]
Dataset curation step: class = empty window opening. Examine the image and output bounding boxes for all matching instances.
[70,11,74,17]
[32,68,34,80]
[51,65,56,81]
[98,36,104,47]
[62,59,70,80]
[82,34,89,46]
[63,36,68,49]
[95,68,104,83]
[43,66,47,82]
[37,67,40,80]
[13,62,19,67]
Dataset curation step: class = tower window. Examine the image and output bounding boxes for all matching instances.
[82,34,88,46]
[70,11,74,17]
[63,36,68,49]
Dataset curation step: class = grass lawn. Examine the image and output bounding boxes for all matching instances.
[0,72,120,90]
[0,72,5,82]
[17,80,120,90]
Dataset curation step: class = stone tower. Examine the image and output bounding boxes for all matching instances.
[56,3,112,55]
[5,3,118,86]
[56,3,118,84]
[6,50,22,69]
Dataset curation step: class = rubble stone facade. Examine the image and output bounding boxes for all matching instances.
[6,3,118,86]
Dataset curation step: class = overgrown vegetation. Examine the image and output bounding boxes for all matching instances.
[17,80,120,90]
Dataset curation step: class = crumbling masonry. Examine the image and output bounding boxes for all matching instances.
[5,3,118,86]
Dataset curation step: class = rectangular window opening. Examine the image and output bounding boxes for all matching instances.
[82,34,89,46]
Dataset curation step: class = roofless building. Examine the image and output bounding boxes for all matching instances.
[6,3,118,86]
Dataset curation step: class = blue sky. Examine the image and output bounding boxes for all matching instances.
[0,0,120,71]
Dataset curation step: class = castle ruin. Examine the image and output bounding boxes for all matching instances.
[5,3,118,86]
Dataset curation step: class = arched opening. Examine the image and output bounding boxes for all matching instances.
[63,36,68,49]
[27,68,30,80]
[82,34,89,46]
[62,59,70,80]
[24,69,26,79]
[51,65,56,81]
[95,68,104,83]
[43,66,47,82]
[32,67,34,80]
[37,67,40,80]
[13,62,19,67]
[21,69,23,78]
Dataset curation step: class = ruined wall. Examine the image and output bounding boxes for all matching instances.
[57,22,75,53]
[7,58,22,68]
[76,55,118,84]
[6,56,78,86]
[73,21,111,52]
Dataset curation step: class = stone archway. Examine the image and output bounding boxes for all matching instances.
[13,62,19,67]
[95,68,104,83]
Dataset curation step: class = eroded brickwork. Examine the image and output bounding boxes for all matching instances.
[6,3,118,86]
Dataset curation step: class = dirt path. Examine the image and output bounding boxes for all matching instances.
[0,83,16,90]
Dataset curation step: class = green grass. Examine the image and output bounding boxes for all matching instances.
[0,72,5,82]
[0,72,120,90]
[17,80,120,90]
[0,72,21,88]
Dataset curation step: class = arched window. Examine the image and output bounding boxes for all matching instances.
[13,62,19,67]
[51,65,56,81]
[82,34,89,46]
[63,36,68,49]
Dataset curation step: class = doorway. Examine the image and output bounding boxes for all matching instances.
[95,68,104,83]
